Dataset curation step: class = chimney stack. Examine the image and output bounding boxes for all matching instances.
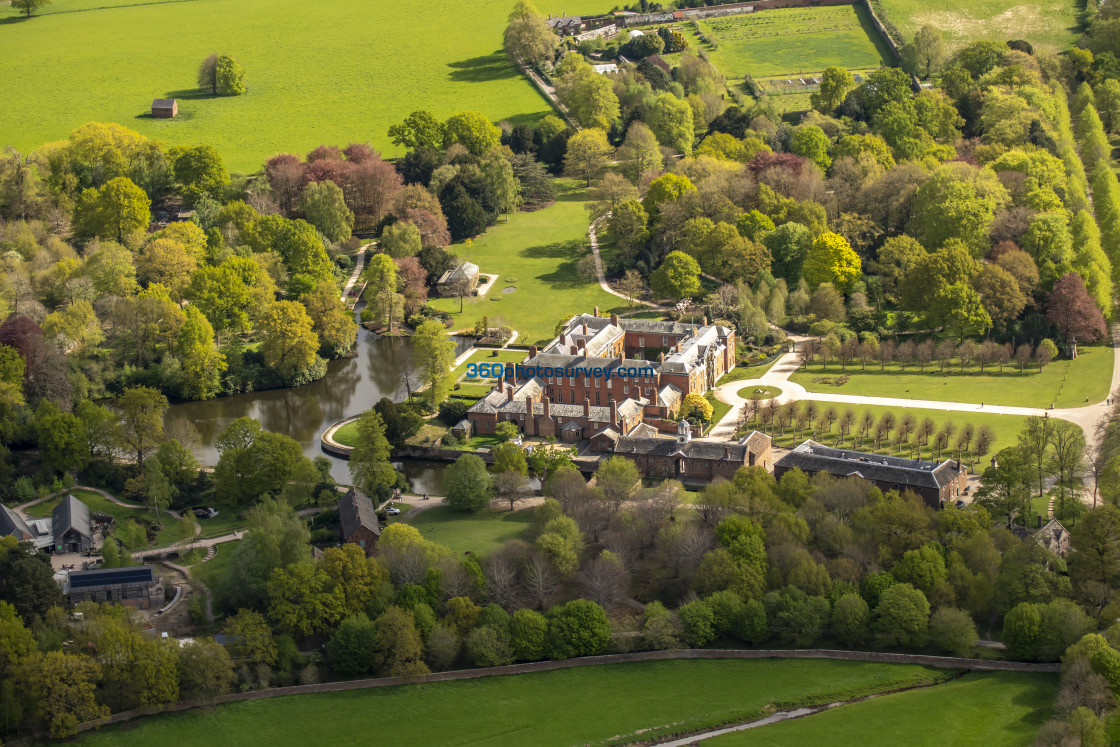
[659,352,666,363]
[583,398,590,417]
[529,345,538,358]
[620,350,626,361]
[702,316,708,326]
[524,396,535,436]
[582,323,589,335]
[560,333,567,347]
[506,385,514,402]
[610,313,619,326]
[724,445,731,459]
[577,339,586,350]
[543,397,551,417]
[594,306,600,316]
[609,399,618,424]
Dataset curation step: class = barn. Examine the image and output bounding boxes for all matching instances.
[152,98,178,118]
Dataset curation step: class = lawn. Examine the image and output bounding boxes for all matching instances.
[0,0,615,172]
[331,418,360,448]
[710,670,1057,746]
[75,659,941,747]
[738,385,782,400]
[789,344,1114,409]
[717,357,784,385]
[876,0,1080,53]
[698,5,892,79]
[393,504,533,556]
[707,391,733,430]
[429,181,626,345]
[192,539,238,589]
[749,402,1031,464]
[26,489,194,547]
[452,348,530,383]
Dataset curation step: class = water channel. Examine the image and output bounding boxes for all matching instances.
[164,312,472,493]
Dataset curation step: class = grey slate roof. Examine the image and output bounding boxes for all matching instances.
[52,494,91,540]
[614,435,754,462]
[775,440,962,490]
[338,487,381,539]
[152,98,175,108]
[0,504,32,541]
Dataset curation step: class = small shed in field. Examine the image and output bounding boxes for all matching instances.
[152,99,178,118]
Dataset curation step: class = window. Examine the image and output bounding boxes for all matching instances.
[623,385,629,395]
[662,336,668,345]
[570,391,576,404]
[639,337,645,347]
[594,378,600,388]
[595,391,601,405]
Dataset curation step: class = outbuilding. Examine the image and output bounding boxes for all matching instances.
[338,487,381,556]
[52,494,93,554]
[152,98,178,118]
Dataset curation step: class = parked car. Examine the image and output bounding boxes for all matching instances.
[385,504,401,516]
[955,500,966,509]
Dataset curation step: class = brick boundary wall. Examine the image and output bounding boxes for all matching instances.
[860,0,902,60]
[74,648,1059,734]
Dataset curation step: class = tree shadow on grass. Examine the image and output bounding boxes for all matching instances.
[0,15,32,25]
[522,238,585,261]
[448,52,520,82]
[163,87,218,101]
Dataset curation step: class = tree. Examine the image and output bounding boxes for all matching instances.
[791,126,831,171]
[617,121,663,183]
[74,176,151,242]
[1048,273,1107,353]
[811,66,854,114]
[388,111,446,151]
[608,201,650,261]
[831,593,870,647]
[651,251,701,300]
[974,447,1033,527]
[564,128,613,186]
[115,385,167,467]
[216,53,246,95]
[907,25,945,79]
[554,53,620,130]
[223,609,278,667]
[34,400,87,475]
[267,560,344,637]
[326,613,379,675]
[198,53,220,95]
[259,300,320,384]
[492,441,528,476]
[971,264,1026,328]
[177,305,226,400]
[349,409,397,497]
[15,651,107,738]
[170,144,228,202]
[375,606,429,676]
[803,232,861,291]
[510,608,548,661]
[446,453,492,512]
[649,93,695,155]
[504,0,558,67]
[1019,417,1056,500]
[680,392,713,422]
[413,319,455,409]
[930,282,991,341]
[302,281,358,358]
[545,599,610,659]
[302,180,354,243]
[929,607,977,656]
[596,455,640,519]
[465,625,514,667]
[907,163,1009,257]
[177,638,235,703]
[443,111,501,156]
[872,582,930,647]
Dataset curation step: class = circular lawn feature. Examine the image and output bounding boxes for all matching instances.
[502,286,517,294]
[738,385,782,400]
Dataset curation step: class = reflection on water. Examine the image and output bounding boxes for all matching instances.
[165,313,472,484]
[394,460,447,495]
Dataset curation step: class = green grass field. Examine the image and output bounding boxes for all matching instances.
[789,344,1113,409]
[452,348,530,384]
[752,402,1031,463]
[0,0,614,172]
[75,659,943,746]
[393,504,533,556]
[699,5,892,78]
[26,489,194,547]
[877,0,1080,53]
[710,670,1056,746]
[429,181,626,345]
[192,539,238,589]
